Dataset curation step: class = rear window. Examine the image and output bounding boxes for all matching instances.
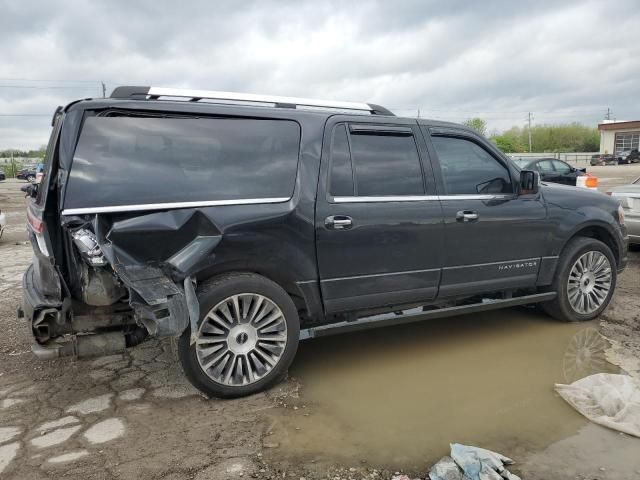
[64,116,301,210]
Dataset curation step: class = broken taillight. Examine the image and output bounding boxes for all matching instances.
[27,208,50,256]
[27,208,44,233]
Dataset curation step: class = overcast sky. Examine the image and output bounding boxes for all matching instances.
[1,0,639,150]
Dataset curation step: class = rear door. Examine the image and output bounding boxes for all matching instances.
[421,126,549,297]
[315,117,445,314]
[551,159,578,186]
[535,159,561,184]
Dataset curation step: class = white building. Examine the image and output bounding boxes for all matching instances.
[598,120,640,156]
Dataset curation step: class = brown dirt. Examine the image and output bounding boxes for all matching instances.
[1,177,639,480]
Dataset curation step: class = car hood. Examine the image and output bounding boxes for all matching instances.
[540,180,614,204]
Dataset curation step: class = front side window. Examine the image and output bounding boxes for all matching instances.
[65,116,301,209]
[431,136,513,195]
[349,131,424,196]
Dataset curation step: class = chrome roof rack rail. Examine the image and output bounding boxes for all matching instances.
[109,86,394,115]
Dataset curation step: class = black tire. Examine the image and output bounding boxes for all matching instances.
[26,175,35,182]
[541,237,617,322]
[178,272,299,398]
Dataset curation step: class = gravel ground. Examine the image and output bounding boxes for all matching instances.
[1,176,639,480]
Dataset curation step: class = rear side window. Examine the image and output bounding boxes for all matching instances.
[552,160,571,174]
[350,132,424,196]
[431,136,513,195]
[329,125,354,196]
[537,160,555,172]
[328,125,424,198]
[64,116,301,209]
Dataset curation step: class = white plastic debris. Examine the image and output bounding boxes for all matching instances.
[555,373,640,438]
[429,455,465,480]
[449,444,520,480]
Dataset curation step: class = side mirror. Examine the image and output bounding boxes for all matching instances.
[519,170,539,194]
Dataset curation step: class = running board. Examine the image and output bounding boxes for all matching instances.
[299,292,556,340]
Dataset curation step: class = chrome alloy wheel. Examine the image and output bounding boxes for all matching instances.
[567,251,612,315]
[195,293,288,386]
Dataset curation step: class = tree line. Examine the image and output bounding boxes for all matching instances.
[462,118,600,153]
[0,148,46,158]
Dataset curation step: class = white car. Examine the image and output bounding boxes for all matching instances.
[608,176,640,245]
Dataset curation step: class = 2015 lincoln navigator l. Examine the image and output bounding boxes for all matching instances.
[20,86,628,398]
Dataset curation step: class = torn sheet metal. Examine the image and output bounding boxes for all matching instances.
[87,209,222,337]
[555,373,640,438]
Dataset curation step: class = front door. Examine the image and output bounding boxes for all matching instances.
[315,118,445,314]
[421,127,549,297]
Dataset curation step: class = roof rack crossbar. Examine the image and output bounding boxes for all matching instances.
[110,86,393,115]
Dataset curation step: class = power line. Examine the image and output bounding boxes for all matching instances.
[0,77,118,83]
[0,85,100,89]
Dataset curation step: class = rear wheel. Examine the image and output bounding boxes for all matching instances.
[178,273,299,398]
[541,237,616,322]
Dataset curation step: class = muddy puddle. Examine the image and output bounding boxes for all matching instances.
[266,308,619,469]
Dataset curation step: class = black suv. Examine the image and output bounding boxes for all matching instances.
[21,87,628,398]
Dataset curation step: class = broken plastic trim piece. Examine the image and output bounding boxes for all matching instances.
[184,277,200,344]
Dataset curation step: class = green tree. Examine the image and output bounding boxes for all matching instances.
[490,123,599,153]
[462,117,487,136]
[490,126,525,153]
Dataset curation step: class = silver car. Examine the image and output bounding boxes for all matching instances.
[608,176,640,244]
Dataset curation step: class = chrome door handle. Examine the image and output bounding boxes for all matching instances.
[325,215,353,229]
[456,210,479,222]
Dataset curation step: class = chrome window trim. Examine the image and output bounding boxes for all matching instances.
[62,197,290,215]
[332,194,511,203]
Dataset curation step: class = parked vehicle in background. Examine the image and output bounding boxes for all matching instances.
[590,154,616,166]
[16,166,37,182]
[513,157,598,189]
[608,176,640,245]
[20,86,628,398]
[617,149,640,165]
[0,170,6,181]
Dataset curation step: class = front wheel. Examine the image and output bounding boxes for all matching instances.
[178,273,299,398]
[541,237,616,322]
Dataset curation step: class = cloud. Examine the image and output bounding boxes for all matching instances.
[1,0,638,149]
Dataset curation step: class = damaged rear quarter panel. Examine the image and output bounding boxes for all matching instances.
[90,194,319,335]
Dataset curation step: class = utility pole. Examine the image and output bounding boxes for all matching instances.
[101,81,106,98]
[417,108,420,118]
[605,107,611,120]
[527,112,533,152]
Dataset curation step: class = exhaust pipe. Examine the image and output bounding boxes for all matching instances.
[31,328,147,360]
